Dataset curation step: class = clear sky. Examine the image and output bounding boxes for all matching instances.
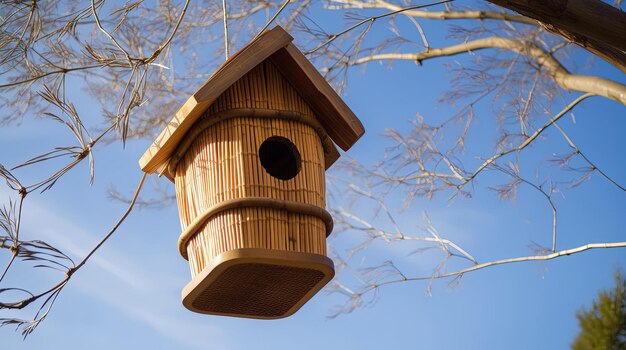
[2,1,626,349]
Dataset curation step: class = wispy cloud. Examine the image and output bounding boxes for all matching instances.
[4,191,230,349]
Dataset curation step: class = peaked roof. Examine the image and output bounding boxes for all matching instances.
[139,26,364,176]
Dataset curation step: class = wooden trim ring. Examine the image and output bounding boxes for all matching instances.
[177,197,334,260]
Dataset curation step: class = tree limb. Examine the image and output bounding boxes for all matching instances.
[543,24,626,74]
[337,241,626,309]
[403,241,626,282]
[487,0,626,52]
[350,37,626,105]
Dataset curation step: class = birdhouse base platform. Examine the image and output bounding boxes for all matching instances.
[181,248,334,319]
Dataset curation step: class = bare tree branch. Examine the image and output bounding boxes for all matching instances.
[328,0,538,25]
[0,173,146,336]
[487,0,626,52]
[347,37,626,104]
[306,0,453,54]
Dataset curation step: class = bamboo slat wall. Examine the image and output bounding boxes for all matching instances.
[174,61,328,277]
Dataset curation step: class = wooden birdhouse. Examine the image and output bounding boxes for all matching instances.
[139,26,364,319]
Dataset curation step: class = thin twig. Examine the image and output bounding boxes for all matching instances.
[145,0,191,63]
[222,0,230,60]
[553,123,626,192]
[0,196,25,282]
[326,0,537,25]
[359,241,626,293]
[72,173,146,271]
[254,0,292,40]
[306,0,453,54]
[461,93,596,186]
[0,172,146,319]
[91,0,132,66]
[0,65,103,89]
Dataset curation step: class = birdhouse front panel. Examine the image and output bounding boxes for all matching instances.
[139,26,364,320]
[173,61,330,278]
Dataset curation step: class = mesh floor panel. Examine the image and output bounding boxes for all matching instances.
[191,262,325,318]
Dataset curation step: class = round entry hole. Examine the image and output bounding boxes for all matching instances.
[259,136,301,180]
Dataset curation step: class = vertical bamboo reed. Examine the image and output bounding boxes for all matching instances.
[174,61,328,278]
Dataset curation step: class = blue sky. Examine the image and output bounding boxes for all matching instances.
[2,1,626,349]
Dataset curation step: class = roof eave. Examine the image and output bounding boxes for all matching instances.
[139,26,364,177]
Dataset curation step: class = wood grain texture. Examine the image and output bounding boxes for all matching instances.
[139,25,363,174]
[176,115,328,277]
[139,27,293,173]
[176,197,334,260]
[174,62,331,277]
[488,0,626,52]
[181,248,335,319]
[270,43,365,151]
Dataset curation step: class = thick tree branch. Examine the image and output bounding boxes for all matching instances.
[545,25,626,74]
[327,0,626,71]
[350,37,626,105]
[487,0,626,53]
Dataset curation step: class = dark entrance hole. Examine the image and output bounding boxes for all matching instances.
[259,136,301,180]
